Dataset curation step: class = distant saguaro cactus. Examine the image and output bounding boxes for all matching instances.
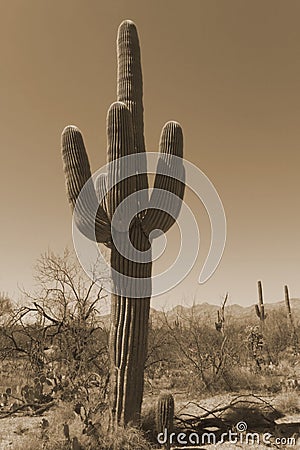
[254,281,272,365]
[255,281,267,327]
[285,285,293,327]
[284,285,298,354]
[156,393,175,450]
[61,20,185,428]
[215,292,228,333]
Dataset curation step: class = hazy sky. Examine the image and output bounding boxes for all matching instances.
[1,0,300,309]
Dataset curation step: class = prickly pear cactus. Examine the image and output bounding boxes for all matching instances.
[61,20,185,427]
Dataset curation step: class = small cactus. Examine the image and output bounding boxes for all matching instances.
[156,393,174,450]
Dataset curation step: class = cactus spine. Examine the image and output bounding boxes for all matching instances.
[156,393,175,450]
[61,20,185,428]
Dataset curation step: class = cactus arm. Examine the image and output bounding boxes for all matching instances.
[142,121,185,235]
[61,126,111,245]
[117,19,148,212]
[95,173,108,214]
[255,304,261,319]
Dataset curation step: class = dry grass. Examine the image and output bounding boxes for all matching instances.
[2,354,300,449]
[0,359,32,396]
[275,391,300,415]
[101,426,154,450]
[0,403,155,450]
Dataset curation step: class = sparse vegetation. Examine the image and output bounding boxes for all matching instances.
[2,267,300,448]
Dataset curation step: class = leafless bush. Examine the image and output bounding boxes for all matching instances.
[0,249,110,389]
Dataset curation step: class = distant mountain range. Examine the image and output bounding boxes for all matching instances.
[100,298,300,328]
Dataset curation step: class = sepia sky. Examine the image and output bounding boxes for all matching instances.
[1,0,300,309]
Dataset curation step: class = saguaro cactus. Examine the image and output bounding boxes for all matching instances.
[61,20,185,427]
[284,285,298,354]
[285,285,293,327]
[156,393,175,450]
[254,281,272,365]
[215,292,228,333]
[255,281,267,328]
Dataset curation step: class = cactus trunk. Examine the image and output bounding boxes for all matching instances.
[109,293,150,425]
[109,218,152,425]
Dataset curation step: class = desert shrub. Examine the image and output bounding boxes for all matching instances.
[0,250,110,389]
[101,426,153,450]
[162,312,244,393]
[263,309,291,363]
[44,404,153,450]
[149,305,300,396]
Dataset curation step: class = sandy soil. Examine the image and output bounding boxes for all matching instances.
[0,415,41,449]
[1,392,299,449]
